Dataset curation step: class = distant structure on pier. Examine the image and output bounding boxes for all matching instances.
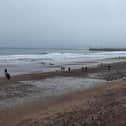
[89,48,126,51]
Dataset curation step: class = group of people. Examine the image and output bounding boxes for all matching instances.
[60,66,88,72]
[60,64,112,73]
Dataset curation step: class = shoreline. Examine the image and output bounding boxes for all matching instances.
[0,56,125,77]
[6,58,126,82]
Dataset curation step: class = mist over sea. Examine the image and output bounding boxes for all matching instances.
[0,48,126,76]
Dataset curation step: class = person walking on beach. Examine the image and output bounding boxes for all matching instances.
[85,66,88,72]
[61,66,65,72]
[4,68,11,80]
[82,66,87,72]
[68,67,71,72]
[107,65,111,71]
[82,66,84,72]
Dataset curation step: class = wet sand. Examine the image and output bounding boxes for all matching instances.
[0,80,126,126]
[17,80,126,126]
[0,59,126,125]
[0,77,105,109]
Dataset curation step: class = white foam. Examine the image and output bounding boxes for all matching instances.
[0,51,126,65]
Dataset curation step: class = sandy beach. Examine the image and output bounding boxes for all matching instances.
[2,0,126,125]
[0,59,126,126]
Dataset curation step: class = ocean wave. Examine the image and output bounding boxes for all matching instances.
[0,51,126,65]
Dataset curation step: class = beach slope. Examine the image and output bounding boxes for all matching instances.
[14,80,126,126]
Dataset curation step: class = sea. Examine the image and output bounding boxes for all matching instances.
[0,48,126,76]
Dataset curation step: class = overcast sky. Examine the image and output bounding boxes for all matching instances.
[1,0,126,48]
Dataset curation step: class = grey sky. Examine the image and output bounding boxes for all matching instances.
[1,0,126,48]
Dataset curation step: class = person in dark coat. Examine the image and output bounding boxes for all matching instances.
[82,67,84,72]
[68,67,71,72]
[4,68,11,80]
[107,65,111,71]
[85,66,88,72]
[61,66,65,72]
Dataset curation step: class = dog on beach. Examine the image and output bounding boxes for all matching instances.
[4,68,11,80]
